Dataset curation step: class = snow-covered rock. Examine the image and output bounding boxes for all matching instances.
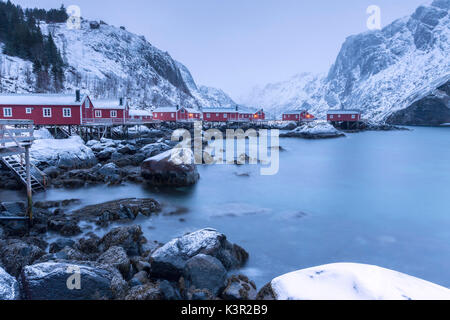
[31,135,97,169]
[150,228,248,280]
[20,262,127,300]
[280,121,345,139]
[257,263,450,300]
[242,1,450,123]
[0,266,19,300]
[141,149,200,187]
[33,128,54,140]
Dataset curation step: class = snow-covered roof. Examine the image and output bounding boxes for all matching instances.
[92,99,127,109]
[153,106,178,113]
[283,110,306,115]
[153,106,200,113]
[238,107,262,114]
[184,108,201,114]
[129,109,152,116]
[327,110,361,115]
[0,93,87,106]
[202,108,238,113]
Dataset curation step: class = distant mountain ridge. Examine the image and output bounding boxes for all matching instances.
[241,0,450,123]
[0,12,235,110]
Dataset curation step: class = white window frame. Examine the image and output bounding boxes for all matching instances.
[85,99,90,108]
[63,108,72,118]
[26,108,32,114]
[110,110,117,118]
[207,113,211,118]
[3,107,12,117]
[330,115,334,119]
[95,110,102,118]
[171,113,175,118]
[352,114,356,119]
[224,113,228,118]
[43,108,52,118]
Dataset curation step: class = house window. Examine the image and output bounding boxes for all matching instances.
[216,113,219,117]
[26,108,32,114]
[224,113,227,118]
[352,115,356,119]
[3,107,12,117]
[85,100,90,108]
[95,110,102,117]
[330,115,334,119]
[43,108,52,118]
[171,113,175,118]
[63,108,72,118]
[110,110,117,118]
[207,113,211,118]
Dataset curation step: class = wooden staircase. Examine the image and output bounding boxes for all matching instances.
[1,155,46,193]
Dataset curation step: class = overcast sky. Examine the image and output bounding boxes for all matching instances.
[12,0,427,100]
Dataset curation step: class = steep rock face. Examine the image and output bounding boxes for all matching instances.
[387,80,450,125]
[0,18,234,109]
[176,61,237,108]
[242,1,450,124]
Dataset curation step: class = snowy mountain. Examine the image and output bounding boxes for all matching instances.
[0,18,233,110]
[240,73,325,117]
[242,0,450,123]
[175,61,237,108]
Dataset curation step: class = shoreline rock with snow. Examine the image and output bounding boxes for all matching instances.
[141,149,200,187]
[257,263,450,300]
[31,135,97,170]
[280,121,345,139]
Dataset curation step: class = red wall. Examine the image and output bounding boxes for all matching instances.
[283,112,314,122]
[153,109,200,121]
[327,113,361,122]
[0,105,82,125]
[203,111,239,122]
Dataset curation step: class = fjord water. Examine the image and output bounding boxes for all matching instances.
[29,127,450,288]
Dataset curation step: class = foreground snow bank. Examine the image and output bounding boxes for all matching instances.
[0,267,19,300]
[31,136,97,169]
[258,263,450,300]
[280,121,345,139]
[33,128,54,140]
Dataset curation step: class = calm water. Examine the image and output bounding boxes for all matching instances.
[3,127,450,288]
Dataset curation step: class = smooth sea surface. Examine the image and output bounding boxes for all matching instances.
[3,127,450,288]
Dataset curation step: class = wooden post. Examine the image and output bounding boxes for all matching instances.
[25,144,33,225]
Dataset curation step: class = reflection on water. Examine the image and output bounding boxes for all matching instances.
[1,127,450,288]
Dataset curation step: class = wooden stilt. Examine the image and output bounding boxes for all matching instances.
[25,144,33,225]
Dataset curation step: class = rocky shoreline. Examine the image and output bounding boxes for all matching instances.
[0,195,258,300]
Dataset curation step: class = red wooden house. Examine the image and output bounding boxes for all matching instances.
[129,109,153,122]
[239,108,266,121]
[203,108,239,122]
[0,91,92,125]
[282,110,315,122]
[327,110,361,122]
[152,106,201,122]
[89,98,129,124]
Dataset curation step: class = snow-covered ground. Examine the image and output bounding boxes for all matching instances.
[269,263,450,300]
[33,128,54,140]
[30,135,97,169]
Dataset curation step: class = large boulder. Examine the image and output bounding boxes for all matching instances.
[256,263,450,300]
[222,274,257,300]
[183,254,227,296]
[31,136,97,170]
[0,267,19,300]
[141,149,200,187]
[20,262,128,300]
[0,239,45,277]
[97,246,131,278]
[150,228,248,280]
[99,225,146,257]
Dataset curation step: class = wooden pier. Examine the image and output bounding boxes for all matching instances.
[0,119,36,223]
